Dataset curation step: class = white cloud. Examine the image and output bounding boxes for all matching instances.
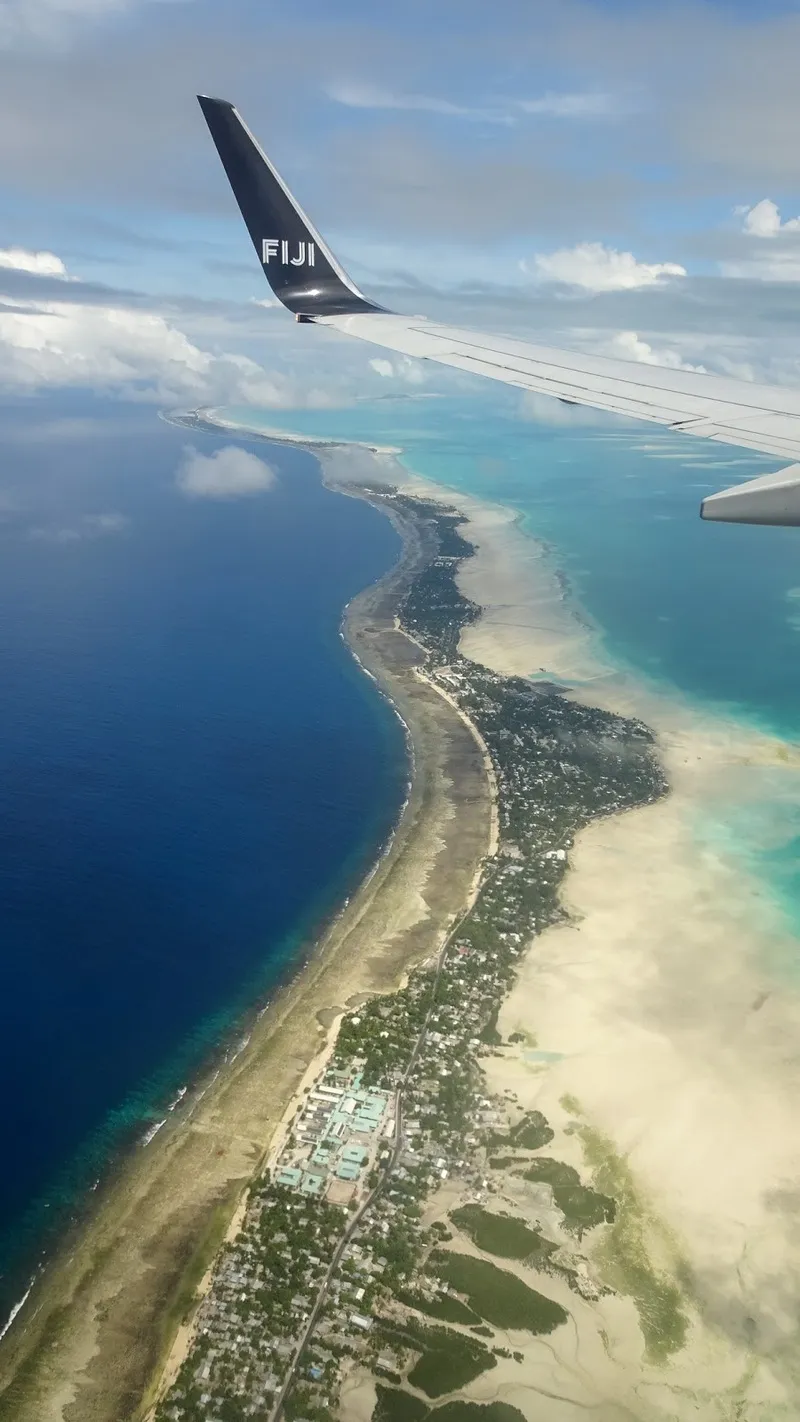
[0,251,350,406]
[606,330,707,372]
[724,253,800,281]
[531,242,686,292]
[737,199,800,238]
[722,200,800,280]
[0,296,278,402]
[368,355,425,385]
[0,0,171,48]
[326,82,512,124]
[30,510,128,542]
[0,246,67,277]
[327,83,620,125]
[176,445,278,500]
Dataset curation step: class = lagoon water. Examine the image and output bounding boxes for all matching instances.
[224,390,800,938]
[0,393,407,1324]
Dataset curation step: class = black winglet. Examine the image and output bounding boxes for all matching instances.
[197,95,386,318]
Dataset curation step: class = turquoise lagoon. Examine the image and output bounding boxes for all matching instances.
[223,387,800,943]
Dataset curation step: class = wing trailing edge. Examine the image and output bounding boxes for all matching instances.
[700,463,800,525]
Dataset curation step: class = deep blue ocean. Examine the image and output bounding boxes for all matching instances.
[0,393,407,1326]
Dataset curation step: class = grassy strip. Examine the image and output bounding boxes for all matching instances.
[564,1102,690,1362]
[427,1253,567,1334]
[449,1206,558,1266]
[488,1111,553,1151]
[523,1159,615,1238]
[375,1391,527,1422]
[376,1318,495,1399]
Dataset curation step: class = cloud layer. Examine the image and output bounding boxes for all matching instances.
[532,242,686,292]
[0,246,68,277]
[1,0,800,412]
[739,200,800,239]
[176,445,278,499]
[327,82,620,125]
[0,249,372,406]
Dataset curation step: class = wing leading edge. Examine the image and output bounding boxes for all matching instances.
[198,94,800,527]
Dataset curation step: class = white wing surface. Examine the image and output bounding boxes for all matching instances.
[198,95,800,527]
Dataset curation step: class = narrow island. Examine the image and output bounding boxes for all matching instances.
[3,451,749,1422]
[145,485,670,1422]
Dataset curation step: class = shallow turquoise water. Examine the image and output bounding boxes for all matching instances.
[225,388,800,942]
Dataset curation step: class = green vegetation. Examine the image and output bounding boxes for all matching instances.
[489,1110,554,1151]
[154,1180,345,1422]
[374,1387,429,1422]
[155,490,672,1422]
[374,1389,528,1422]
[408,1338,496,1398]
[523,1158,616,1236]
[334,990,430,1089]
[397,1289,480,1326]
[574,1119,690,1361]
[428,1253,568,1334]
[449,1206,558,1265]
[479,1006,502,1046]
[433,1405,528,1422]
[376,1318,495,1398]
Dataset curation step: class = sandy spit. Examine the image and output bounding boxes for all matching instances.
[410,471,800,1414]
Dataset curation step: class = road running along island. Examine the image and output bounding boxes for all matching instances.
[149,488,671,1422]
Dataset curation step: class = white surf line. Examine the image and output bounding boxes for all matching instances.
[0,1281,35,1343]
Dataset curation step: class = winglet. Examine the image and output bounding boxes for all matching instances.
[700,463,800,526]
[197,95,386,318]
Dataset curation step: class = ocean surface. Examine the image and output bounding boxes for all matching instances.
[223,389,800,935]
[4,380,800,1337]
[0,393,408,1327]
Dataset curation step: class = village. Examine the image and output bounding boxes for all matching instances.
[155,492,667,1422]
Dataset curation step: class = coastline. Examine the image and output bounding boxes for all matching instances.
[4,404,800,1417]
[171,415,800,1394]
[0,468,495,1421]
[405,470,800,1399]
[177,414,800,1405]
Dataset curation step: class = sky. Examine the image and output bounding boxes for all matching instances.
[2,0,800,410]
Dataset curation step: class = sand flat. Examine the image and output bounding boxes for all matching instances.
[398,469,800,1410]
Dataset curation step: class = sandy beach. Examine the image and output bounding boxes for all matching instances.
[406,473,800,1409]
[325,439,800,1412]
[188,419,800,1408]
[4,419,800,1419]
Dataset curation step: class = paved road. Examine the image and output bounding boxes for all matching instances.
[270,867,498,1420]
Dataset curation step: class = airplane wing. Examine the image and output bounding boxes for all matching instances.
[198,94,800,527]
